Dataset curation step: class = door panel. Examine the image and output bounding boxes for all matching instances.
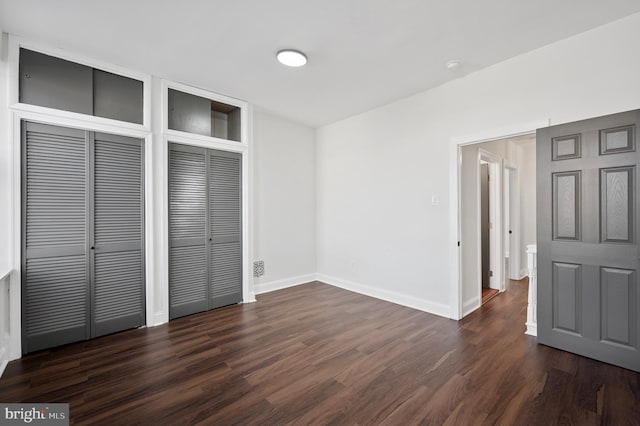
[552,171,581,240]
[168,144,208,319]
[168,89,212,137]
[169,246,208,319]
[92,133,145,337]
[600,267,636,347]
[92,70,144,124]
[600,167,633,243]
[19,49,93,115]
[537,109,640,372]
[552,262,582,334]
[208,151,242,308]
[22,122,89,353]
[24,255,88,352]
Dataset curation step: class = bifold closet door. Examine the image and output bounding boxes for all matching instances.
[209,151,242,308]
[23,122,90,353]
[168,144,209,319]
[22,121,145,354]
[168,144,242,320]
[91,132,145,337]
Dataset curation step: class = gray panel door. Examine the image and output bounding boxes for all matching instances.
[168,144,242,320]
[91,132,145,337]
[169,144,209,319]
[209,150,242,308]
[537,109,640,372]
[22,122,90,353]
[22,121,146,353]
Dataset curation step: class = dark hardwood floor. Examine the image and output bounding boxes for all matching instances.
[1,279,639,425]
[481,287,499,304]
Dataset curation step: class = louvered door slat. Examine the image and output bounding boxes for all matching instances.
[169,144,208,319]
[92,134,145,337]
[23,122,89,353]
[209,151,242,308]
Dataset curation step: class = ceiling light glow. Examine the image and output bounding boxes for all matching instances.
[446,59,462,71]
[277,50,307,67]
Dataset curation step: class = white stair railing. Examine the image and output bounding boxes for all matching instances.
[525,245,537,336]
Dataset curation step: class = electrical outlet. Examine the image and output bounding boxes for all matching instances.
[253,260,265,277]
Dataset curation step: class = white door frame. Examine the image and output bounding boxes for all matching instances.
[504,163,521,280]
[449,120,547,320]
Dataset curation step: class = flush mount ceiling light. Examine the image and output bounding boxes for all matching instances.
[445,59,462,71]
[277,49,307,67]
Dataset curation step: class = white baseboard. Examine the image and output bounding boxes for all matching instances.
[525,322,537,337]
[317,273,451,318]
[462,298,480,317]
[519,268,528,280]
[153,312,167,327]
[245,292,257,303]
[254,273,317,295]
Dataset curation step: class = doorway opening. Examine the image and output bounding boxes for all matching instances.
[504,166,521,281]
[458,134,537,317]
[479,155,500,305]
[480,165,499,306]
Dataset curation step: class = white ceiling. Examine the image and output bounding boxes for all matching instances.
[2,0,640,128]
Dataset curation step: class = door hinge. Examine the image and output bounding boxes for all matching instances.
[489,270,493,277]
[457,241,461,247]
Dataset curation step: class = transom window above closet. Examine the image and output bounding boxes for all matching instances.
[167,88,242,143]
[19,48,144,125]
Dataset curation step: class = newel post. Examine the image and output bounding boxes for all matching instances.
[525,244,537,336]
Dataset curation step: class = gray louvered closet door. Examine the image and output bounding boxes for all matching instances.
[91,132,145,337]
[22,121,145,354]
[168,144,242,320]
[169,144,208,319]
[22,122,90,353]
[209,151,242,308]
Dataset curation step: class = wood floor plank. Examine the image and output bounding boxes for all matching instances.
[1,279,638,425]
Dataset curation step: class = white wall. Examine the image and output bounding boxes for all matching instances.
[317,13,640,318]
[253,108,317,293]
[519,139,536,277]
[0,32,10,274]
[0,30,14,374]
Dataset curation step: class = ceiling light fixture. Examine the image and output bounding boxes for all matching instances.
[445,59,462,71]
[277,49,307,67]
